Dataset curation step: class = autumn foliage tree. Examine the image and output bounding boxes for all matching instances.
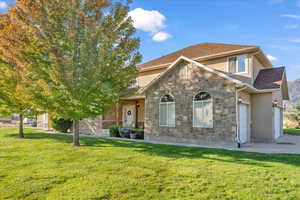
[0,12,38,138]
[7,0,141,145]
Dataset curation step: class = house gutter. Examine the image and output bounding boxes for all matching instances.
[235,86,247,148]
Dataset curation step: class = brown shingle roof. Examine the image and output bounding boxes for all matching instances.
[138,42,257,69]
[254,67,285,90]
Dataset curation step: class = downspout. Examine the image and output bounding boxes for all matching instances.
[236,86,247,148]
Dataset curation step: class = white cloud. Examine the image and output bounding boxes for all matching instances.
[129,8,171,42]
[0,1,8,9]
[284,24,299,29]
[289,38,300,43]
[281,14,300,19]
[152,32,172,42]
[129,8,166,33]
[267,55,278,62]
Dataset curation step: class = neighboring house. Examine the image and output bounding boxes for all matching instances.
[38,43,289,147]
[37,113,51,130]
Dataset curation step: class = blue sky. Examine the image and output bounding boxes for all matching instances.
[1,0,300,80]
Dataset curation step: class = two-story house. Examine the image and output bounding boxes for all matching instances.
[47,42,289,147]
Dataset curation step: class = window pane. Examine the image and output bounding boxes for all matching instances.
[168,103,175,126]
[237,56,246,73]
[193,101,213,128]
[203,101,213,127]
[194,102,204,127]
[160,104,167,126]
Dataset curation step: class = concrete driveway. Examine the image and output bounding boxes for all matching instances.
[241,135,300,154]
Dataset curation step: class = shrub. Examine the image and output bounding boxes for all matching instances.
[51,118,73,133]
[133,129,144,139]
[109,125,121,137]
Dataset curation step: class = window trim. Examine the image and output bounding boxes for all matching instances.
[159,94,176,127]
[192,92,214,128]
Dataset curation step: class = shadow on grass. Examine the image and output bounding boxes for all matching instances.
[5,129,300,168]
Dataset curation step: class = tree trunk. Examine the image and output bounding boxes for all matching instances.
[73,120,80,146]
[19,114,24,138]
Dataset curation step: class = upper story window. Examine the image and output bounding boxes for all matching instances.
[129,77,139,88]
[237,55,248,73]
[228,55,249,74]
[159,94,175,127]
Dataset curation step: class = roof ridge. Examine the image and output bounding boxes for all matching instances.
[138,42,258,68]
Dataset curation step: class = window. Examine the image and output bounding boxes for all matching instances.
[193,92,213,128]
[236,55,248,73]
[159,94,175,127]
[129,77,139,88]
[228,55,248,73]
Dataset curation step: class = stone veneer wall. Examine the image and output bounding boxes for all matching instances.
[145,61,237,147]
[79,117,109,136]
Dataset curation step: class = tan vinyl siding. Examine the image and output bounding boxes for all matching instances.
[138,68,165,88]
[272,90,283,106]
[253,56,266,81]
[201,57,229,72]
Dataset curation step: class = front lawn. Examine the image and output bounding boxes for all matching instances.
[1,128,300,199]
[284,128,300,136]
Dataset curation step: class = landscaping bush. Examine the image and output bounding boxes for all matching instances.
[51,118,73,133]
[133,129,144,139]
[109,125,121,137]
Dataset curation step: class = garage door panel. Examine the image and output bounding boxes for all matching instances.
[274,108,281,139]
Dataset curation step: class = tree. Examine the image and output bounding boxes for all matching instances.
[0,13,38,138]
[10,0,141,145]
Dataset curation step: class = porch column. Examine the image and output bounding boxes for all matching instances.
[135,100,138,128]
[116,103,120,126]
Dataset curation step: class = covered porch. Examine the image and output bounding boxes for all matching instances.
[102,97,145,130]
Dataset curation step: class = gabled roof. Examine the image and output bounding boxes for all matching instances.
[138,42,258,69]
[139,56,281,95]
[254,67,285,90]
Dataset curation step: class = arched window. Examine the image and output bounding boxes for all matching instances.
[193,92,213,128]
[159,94,175,127]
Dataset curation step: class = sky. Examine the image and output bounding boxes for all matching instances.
[1,0,300,80]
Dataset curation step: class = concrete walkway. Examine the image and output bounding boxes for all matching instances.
[43,130,300,155]
[240,135,300,154]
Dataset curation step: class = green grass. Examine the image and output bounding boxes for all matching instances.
[284,128,300,136]
[1,129,300,200]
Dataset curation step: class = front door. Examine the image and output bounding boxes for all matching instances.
[239,104,248,144]
[123,105,136,128]
[274,107,281,139]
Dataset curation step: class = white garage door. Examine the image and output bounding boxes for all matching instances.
[274,107,281,139]
[239,104,248,144]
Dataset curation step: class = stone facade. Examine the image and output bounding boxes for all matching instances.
[79,117,109,136]
[145,61,237,146]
